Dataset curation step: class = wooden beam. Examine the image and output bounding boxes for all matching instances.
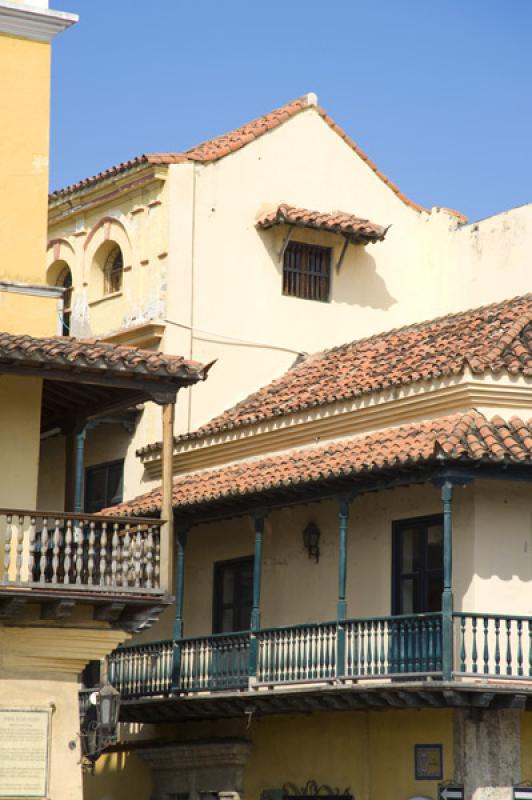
[40,599,75,620]
[160,401,176,592]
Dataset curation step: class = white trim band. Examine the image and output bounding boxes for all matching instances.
[0,2,77,42]
[0,280,63,298]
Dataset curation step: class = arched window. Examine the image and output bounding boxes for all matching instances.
[103,245,123,295]
[56,265,73,336]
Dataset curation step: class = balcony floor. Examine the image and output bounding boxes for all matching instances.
[117,678,532,724]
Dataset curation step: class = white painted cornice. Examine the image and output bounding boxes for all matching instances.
[0,2,77,42]
[141,371,532,478]
[0,279,63,298]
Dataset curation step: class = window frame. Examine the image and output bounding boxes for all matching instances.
[103,245,124,295]
[282,240,332,302]
[391,513,444,616]
[212,555,254,634]
[84,458,125,514]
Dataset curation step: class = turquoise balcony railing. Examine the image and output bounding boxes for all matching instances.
[102,611,532,702]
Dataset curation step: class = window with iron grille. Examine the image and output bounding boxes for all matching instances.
[56,265,73,336]
[282,241,331,302]
[103,245,124,295]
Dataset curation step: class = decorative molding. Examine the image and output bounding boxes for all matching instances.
[141,373,532,478]
[102,321,165,349]
[0,2,77,42]
[139,740,252,770]
[0,280,63,299]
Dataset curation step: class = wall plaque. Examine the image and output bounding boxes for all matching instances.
[415,743,443,780]
[0,709,51,799]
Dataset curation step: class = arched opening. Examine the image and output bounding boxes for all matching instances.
[102,244,123,295]
[47,259,73,336]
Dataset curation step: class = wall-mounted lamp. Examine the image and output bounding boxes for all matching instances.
[303,521,321,563]
[80,682,121,768]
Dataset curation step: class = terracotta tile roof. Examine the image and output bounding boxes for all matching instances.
[257,204,388,243]
[0,331,210,385]
[139,294,532,455]
[109,412,532,516]
[50,95,460,219]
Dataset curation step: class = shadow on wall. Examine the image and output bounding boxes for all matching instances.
[334,245,396,311]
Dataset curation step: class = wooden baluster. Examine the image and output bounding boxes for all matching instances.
[506,619,513,676]
[3,514,13,581]
[427,618,434,672]
[99,522,108,586]
[28,516,37,583]
[39,518,49,583]
[75,522,84,585]
[517,619,523,677]
[398,621,405,675]
[353,622,359,677]
[63,519,73,584]
[472,616,478,673]
[460,617,467,672]
[134,530,142,588]
[366,622,373,676]
[495,618,501,675]
[15,515,25,584]
[111,523,120,588]
[122,525,131,586]
[51,518,62,584]
[483,617,490,674]
[145,527,154,589]
[154,529,160,588]
[360,622,366,676]
[318,627,324,679]
[330,625,336,677]
[379,621,385,676]
[87,521,96,585]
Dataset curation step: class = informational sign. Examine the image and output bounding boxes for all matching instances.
[438,785,464,800]
[0,709,50,799]
[415,744,443,780]
[514,788,532,800]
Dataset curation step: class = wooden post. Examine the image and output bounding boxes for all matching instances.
[160,402,176,593]
[337,496,351,678]
[441,480,454,681]
[171,526,187,692]
[74,426,86,513]
[249,511,265,681]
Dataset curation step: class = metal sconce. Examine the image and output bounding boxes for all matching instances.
[303,521,321,563]
[80,682,121,768]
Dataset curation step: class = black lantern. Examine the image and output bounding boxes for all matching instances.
[97,682,121,735]
[303,521,321,563]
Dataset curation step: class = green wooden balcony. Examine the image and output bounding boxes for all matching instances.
[106,612,532,702]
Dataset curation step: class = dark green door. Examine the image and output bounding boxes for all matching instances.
[391,515,443,673]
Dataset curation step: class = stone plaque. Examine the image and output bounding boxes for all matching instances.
[0,709,50,798]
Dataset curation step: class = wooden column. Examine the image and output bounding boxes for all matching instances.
[337,496,351,678]
[171,526,187,692]
[74,427,86,513]
[249,511,265,680]
[441,480,454,681]
[160,402,176,593]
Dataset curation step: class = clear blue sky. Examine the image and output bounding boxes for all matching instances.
[50,0,532,223]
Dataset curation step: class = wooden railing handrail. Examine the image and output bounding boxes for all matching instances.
[0,508,163,527]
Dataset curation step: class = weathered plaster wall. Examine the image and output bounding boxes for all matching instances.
[0,376,42,509]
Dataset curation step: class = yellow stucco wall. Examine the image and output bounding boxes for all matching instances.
[87,709,454,800]
[520,712,532,783]
[0,32,50,284]
[0,375,42,509]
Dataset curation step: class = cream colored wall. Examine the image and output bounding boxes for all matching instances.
[468,480,532,615]
[143,484,478,643]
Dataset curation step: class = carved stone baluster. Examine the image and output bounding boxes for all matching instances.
[15,515,25,584]
[64,519,73,584]
[28,516,37,583]
[4,514,13,582]
[134,529,142,588]
[99,522,108,586]
[39,518,49,584]
[145,527,154,589]
[75,522,84,585]
[111,523,120,588]
[87,521,96,585]
[154,528,160,589]
[122,525,131,587]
